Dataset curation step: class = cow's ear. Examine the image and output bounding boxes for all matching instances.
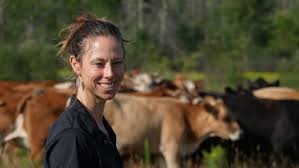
[69,55,81,76]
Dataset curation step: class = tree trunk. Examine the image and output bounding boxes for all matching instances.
[159,0,168,46]
[0,0,4,41]
[137,0,144,31]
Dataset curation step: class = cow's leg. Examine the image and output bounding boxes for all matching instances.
[0,142,6,157]
[159,114,185,168]
[28,128,45,161]
[271,115,295,153]
[30,145,43,161]
[160,141,179,168]
[0,140,19,157]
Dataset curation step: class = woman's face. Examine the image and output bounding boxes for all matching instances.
[71,35,125,100]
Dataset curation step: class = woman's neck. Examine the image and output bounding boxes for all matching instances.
[76,88,106,124]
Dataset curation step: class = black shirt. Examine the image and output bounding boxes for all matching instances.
[44,96,123,168]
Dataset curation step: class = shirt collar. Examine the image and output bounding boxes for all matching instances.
[69,96,105,137]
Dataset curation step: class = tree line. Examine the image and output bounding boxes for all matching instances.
[0,0,299,88]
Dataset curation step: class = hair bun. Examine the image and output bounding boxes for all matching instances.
[74,13,95,23]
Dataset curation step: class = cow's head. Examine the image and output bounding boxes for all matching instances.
[223,87,261,119]
[190,96,241,141]
[222,86,276,137]
[247,77,280,91]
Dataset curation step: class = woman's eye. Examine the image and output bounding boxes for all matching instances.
[112,61,123,65]
[95,62,105,67]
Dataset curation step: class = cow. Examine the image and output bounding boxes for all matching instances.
[132,87,177,97]
[253,87,299,101]
[174,74,203,94]
[132,86,196,104]
[0,81,58,138]
[0,81,59,157]
[104,94,241,168]
[0,83,36,143]
[131,72,155,92]
[247,77,280,91]
[223,86,299,159]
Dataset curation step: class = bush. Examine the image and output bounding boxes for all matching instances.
[203,145,228,168]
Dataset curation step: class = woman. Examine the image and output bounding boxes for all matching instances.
[44,13,125,168]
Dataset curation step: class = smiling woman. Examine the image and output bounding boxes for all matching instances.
[70,35,125,101]
[44,13,125,168]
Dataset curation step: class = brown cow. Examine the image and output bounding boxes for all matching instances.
[0,82,34,141]
[132,87,196,104]
[0,81,58,156]
[104,94,241,168]
[0,82,73,157]
[5,87,72,160]
[0,81,57,137]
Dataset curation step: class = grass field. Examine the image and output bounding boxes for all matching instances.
[1,146,299,168]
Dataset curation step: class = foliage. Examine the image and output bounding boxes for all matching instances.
[243,71,280,82]
[202,145,228,168]
[0,148,41,168]
[0,0,299,88]
[182,71,205,81]
[143,139,151,167]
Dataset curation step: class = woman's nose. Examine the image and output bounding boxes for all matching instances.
[103,63,113,78]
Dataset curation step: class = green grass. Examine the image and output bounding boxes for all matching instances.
[203,145,228,168]
[174,71,299,91]
[0,148,41,168]
[2,147,299,168]
[243,71,280,82]
[181,72,205,81]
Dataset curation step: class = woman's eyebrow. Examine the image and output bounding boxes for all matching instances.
[90,58,106,63]
[90,57,123,63]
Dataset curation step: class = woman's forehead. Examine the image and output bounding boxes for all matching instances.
[82,36,123,59]
[84,36,121,50]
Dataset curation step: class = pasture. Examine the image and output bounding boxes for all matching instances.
[1,146,299,168]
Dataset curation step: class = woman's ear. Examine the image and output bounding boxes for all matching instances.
[69,55,81,76]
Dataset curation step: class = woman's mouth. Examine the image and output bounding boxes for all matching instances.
[99,82,117,89]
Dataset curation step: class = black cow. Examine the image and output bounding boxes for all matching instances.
[223,87,299,160]
[247,77,280,91]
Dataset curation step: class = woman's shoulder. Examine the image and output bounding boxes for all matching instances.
[52,128,88,143]
[45,106,83,147]
[43,128,99,168]
[45,127,90,151]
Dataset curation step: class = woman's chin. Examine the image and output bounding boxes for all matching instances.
[96,92,117,101]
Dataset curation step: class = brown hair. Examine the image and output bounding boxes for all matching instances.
[57,13,125,60]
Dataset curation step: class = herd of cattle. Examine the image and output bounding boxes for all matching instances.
[0,71,299,167]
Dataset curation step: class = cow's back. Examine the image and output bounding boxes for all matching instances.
[104,94,184,154]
